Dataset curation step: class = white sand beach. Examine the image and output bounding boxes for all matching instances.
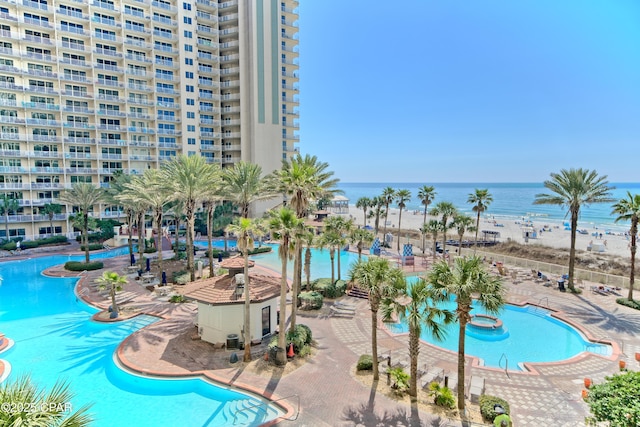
[340,206,633,259]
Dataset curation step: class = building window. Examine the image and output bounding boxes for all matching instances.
[186,98,194,106]
[183,17,191,24]
[184,44,193,52]
[184,30,192,38]
[187,138,195,145]
[186,85,194,92]
[185,71,193,79]
[186,112,195,119]
[183,2,191,10]
[185,58,193,66]
[187,125,195,132]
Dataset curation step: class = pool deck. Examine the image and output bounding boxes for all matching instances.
[5,244,640,426]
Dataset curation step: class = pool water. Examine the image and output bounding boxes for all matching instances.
[386,297,612,370]
[0,251,281,426]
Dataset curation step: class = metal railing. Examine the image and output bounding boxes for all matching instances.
[232,394,299,425]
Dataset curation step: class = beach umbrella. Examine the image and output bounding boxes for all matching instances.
[130,253,135,266]
[145,257,150,272]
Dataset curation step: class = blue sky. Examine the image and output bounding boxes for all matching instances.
[296,1,640,183]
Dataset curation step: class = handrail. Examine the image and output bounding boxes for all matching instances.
[232,393,299,425]
[536,297,549,310]
[498,353,510,379]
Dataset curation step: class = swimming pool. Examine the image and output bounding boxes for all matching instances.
[385,293,612,370]
[0,251,282,426]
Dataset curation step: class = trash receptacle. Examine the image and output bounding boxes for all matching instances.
[226,333,239,349]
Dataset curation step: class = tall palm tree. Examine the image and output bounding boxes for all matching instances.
[431,201,457,257]
[371,196,384,234]
[381,187,396,238]
[108,171,135,260]
[41,202,62,237]
[323,215,353,281]
[534,169,614,292]
[303,230,316,291]
[95,271,127,319]
[0,194,19,241]
[451,214,476,256]
[0,375,93,426]
[349,257,405,381]
[381,278,453,398]
[612,192,640,301]
[59,183,106,263]
[350,227,374,260]
[468,189,493,252]
[395,189,411,251]
[115,184,149,272]
[226,217,263,362]
[161,155,221,281]
[422,219,441,262]
[268,207,302,365]
[428,256,505,411]
[417,185,436,251]
[356,196,372,227]
[318,226,341,284]
[222,162,276,219]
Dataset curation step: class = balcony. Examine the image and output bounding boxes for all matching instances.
[97,124,122,131]
[0,82,24,91]
[31,166,64,173]
[64,137,95,144]
[218,13,238,24]
[92,0,116,11]
[65,152,95,159]
[29,135,60,142]
[196,11,217,23]
[63,122,94,129]
[0,166,26,173]
[151,0,177,13]
[152,16,177,27]
[98,138,127,146]
[0,133,21,140]
[195,0,217,11]
[57,8,88,20]
[26,118,59,126]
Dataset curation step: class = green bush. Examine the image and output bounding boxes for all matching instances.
[298,324,312,344]
[248,246,271,255]
[144,247,157,254]
[175,251,187,261]
[20,240,39,249]
[616,298,640,310]
[286,324,312,353]
[586,370,640,426]
[334,279,347,296]
[299,291,323,310]
[80,243,104,251]
[428,382,455,408]
[64,261,104,271]
[76,233,103,243]
[1,241,17,251]
[36,236,68,246]
[388,367,410,394]
[479,395,511,422]
[297,344,312,357]
[356,354,373,371]
[204,249,230,259]
[169,295,187,303]
[312,278,338,298]
[172,270,189,284]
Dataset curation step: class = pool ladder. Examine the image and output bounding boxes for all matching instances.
[535,297,549,310]
[232,394,299,425]
[498,353,510,379]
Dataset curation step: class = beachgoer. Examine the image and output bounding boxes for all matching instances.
[16,240,21,252]
[493,404,513,427]
[604,240,607,247]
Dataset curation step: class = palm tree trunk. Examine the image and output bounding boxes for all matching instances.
[243,251,251,362]
[155,209,163,277]
[409,327,419,398]
[127,211,134,261]
[383,205,389,237]
[474,212,481,254]
[173,218,180,255]
[629,220,637,301]
[337,245,342,281]
[363,208,367,227]
[4,213,8,240]
[330,250,335,284]
[49,215,54,237]
[290,242,301,331]
[186,215,195,281]
[568,209,579,291]
[457,318,467,411]
[277,249,288,365]
[83,213,90,263]
[397,208,403,251]
[207,205,214,277]
[137,211,144,272]
[304,247,311,290]
[371,306,380,381]
[111,285,118,316]
[422,207,427,252]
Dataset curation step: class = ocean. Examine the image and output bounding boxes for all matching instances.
[337,182,640,232]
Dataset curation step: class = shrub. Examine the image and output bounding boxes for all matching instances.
[144,247,157,254]
[175,251,187,261]
[428,382,455,408]
[172,270,189,284]
[299,291,323,310]
[297,344,312,357]
[616,298,640,310]
[286,324,311,353]
[1,241,16,251]
[586,370,640,426]
[36,236,68,246]
[334,279,347,296]
[247,246,271,255]
[169,295,187,303]
[80,243,104,251]
[388,367,410,394]
[298,324,312,344]
[479,395,511,422]
[20,240,39,249]
[76,233,103,243]
[64,261,104,271]
[204,249,230,259]
[312,278,338,298]
[356,354,373,371]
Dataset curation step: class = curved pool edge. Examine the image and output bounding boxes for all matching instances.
[115,334,295,427]
[381,298,620,376]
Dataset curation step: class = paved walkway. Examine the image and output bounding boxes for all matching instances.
[7,244,639,426]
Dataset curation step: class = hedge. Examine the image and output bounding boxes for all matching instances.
[299,291,323,310]
[1,236,68,251]
[80,243,104,251]
[357,354,373,371]
[479,395,511,422]
[64,261,104,271]
[616,298,640,311]
[204,249,230,258]
[312,278,346,299]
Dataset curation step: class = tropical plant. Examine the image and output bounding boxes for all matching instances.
[95,271,127,319]
[41,202,62,236]
[612,192,640,301]
[322,215,353,281]
[303,231,315,290]
[422,219,442,262]
[381,187,396,237]
[451,214,476,256]
[428,382,455,408]
[268,207,303,365]
[226,217,263,362]
[115,183,149,272]
[350,227,375,260]
[108,171,135,261]
[318,226,341,285]
[381,277,453,398]
[349,257,405,381]
[428,256,506,411]
[431,201,457,258]
[222,161,276,219]
[417,185,436,251]
[394,189,411,251]
[534,168,614,292]
[585,370,640,427]
[468,188,493,252]
[355,196,372,227]
[161,155,221,281]
[59,183,106,264]
[0,193,19,241]
[371,196,385,234]
[388,366,410,394]
[0,375,93,426]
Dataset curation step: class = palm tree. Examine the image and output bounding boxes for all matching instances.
[161,155,221,281]
[222,162,276,219]
[534,168,614,292]
[612,192,640,301]
[226,217,263,362]
[468,189,493,252]
[318,226,341,284]
[356,196,372,227]
[431,201,457,257]
[350,227,375,260]
[371,196,384,234]
[268,207,303,365]
[349,257,405,381]
[451,214,476,256]
[0,194,19,241]
[422,219,441,262]
[115,184,149,272]
[381,187,396,238]
[323,215,353,281]
[303,231,316,291]
[428,256,505,411]
[0,375,93,426]
[417,185,436,251]
[395,189,411,251]
[95,271,127,319]
[381,278,453,398]
[59,183,106,263]
[108,171,135,260]
[41,203,62,237]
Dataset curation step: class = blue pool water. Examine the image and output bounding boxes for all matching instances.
[0,250,281,426]
[386,294,612,370]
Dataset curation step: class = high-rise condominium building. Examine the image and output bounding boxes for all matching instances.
[0,0,299,240]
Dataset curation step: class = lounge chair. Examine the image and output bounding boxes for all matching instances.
[468,376,486,403]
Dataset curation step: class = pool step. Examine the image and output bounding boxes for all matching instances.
[222,398,274,426]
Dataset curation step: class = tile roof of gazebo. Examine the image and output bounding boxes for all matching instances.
[181,273,281,305]
[219,256,255,270]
